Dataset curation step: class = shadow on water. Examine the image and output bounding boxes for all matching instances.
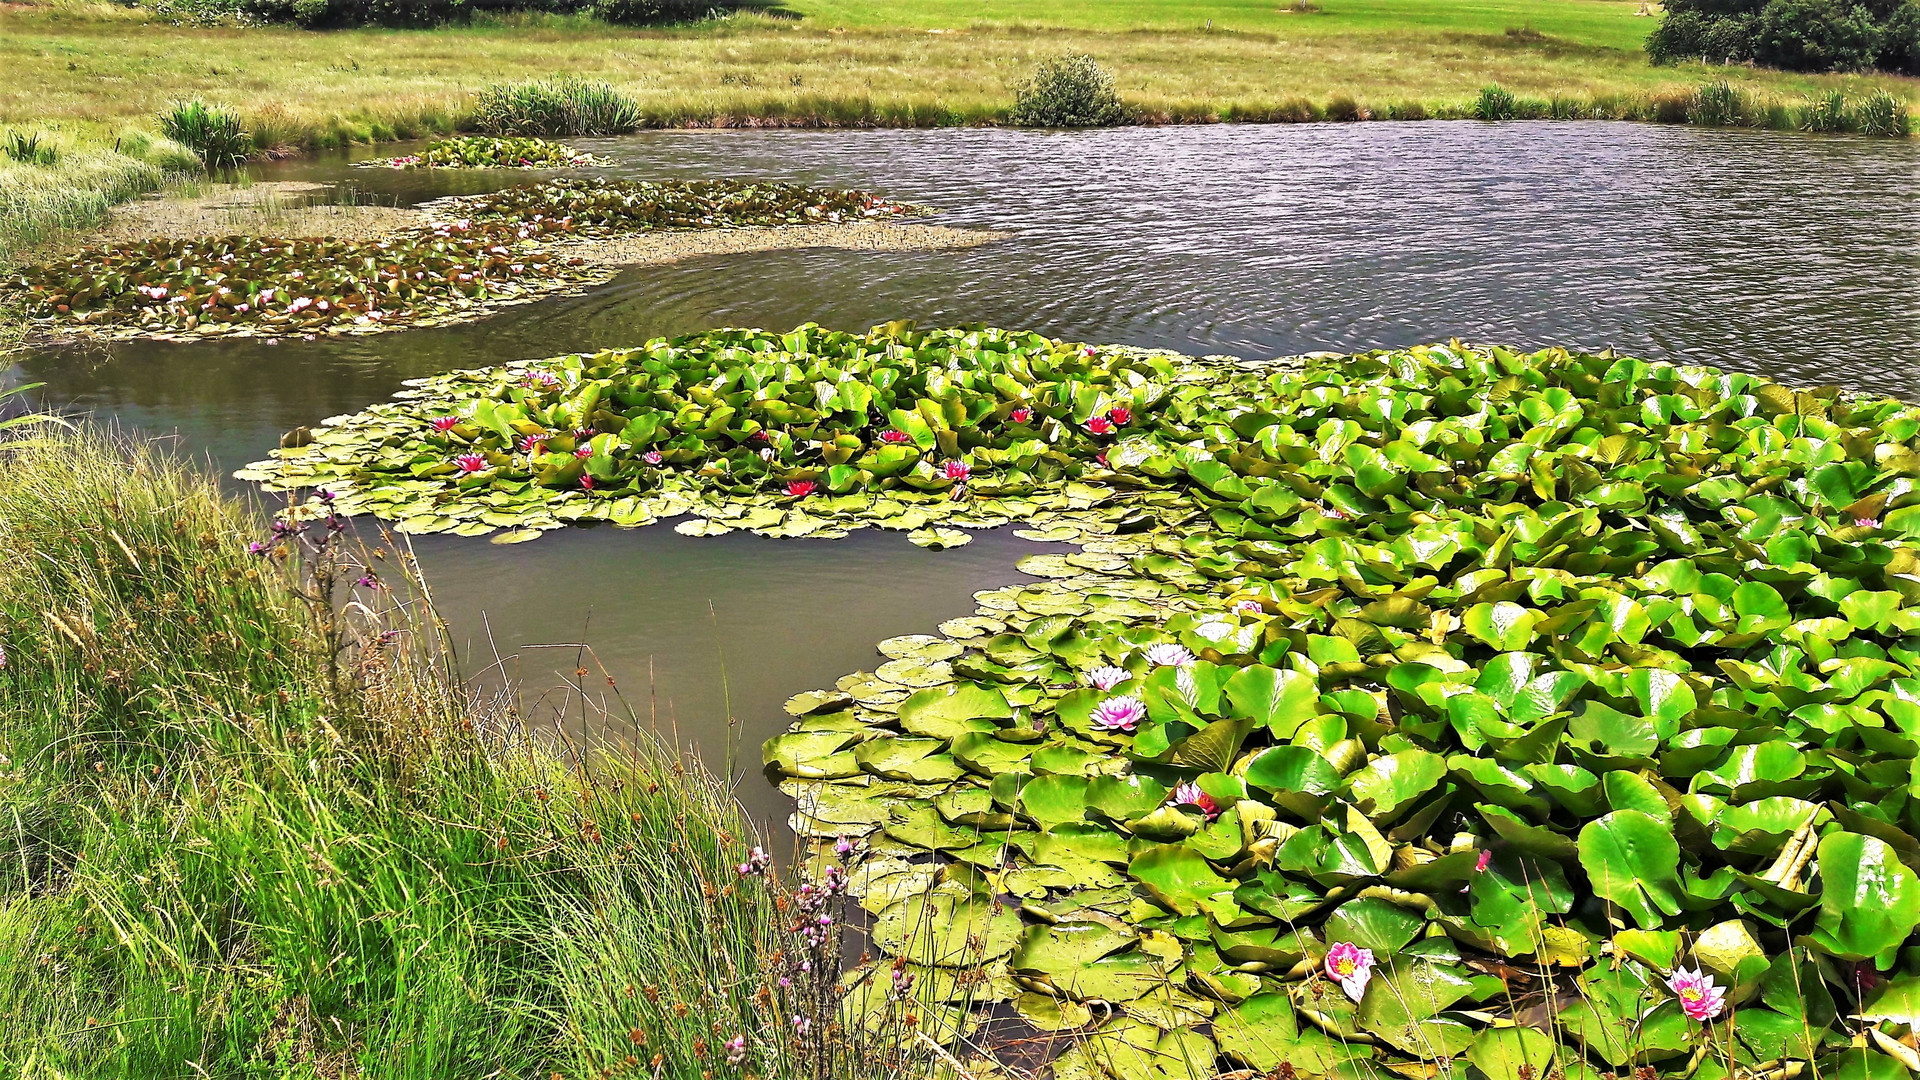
[10,121,1918,813]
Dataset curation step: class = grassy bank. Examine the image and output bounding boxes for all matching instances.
[0,423,869,1077]
[0,0,1914,270]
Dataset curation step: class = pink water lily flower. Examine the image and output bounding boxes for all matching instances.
[1236,599,1264,614]
[574,446,593,459]
[1143,643,1194,668]
[1667,967,1727,1022]
[878,429,914,445]
[517,434,547,454]
[431,416,461,434]
[1326,943,1374,1001]
[1107,405,1133,426]
[786,480,817,498]
[1857,517,1881,528]
[1089,695,1145,733]
[1010,406,1033,423]
[1086,665,1131,691]
[643,450,664,465]
[943,460,971,482]
[1169,781,1220,820]
[579,475,595,491]
[1086,415,1115,435]
[453,453,488,473]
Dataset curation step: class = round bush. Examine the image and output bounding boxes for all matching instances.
[1753,0,1883,69]
[1008,53,1127,129]
[591,0,718,21]
[1880,0,1920,71]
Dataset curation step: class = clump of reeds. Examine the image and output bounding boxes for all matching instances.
[473,75,645,136]
[158,99,253,170]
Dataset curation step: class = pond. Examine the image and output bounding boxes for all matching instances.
[9,121,1917,828]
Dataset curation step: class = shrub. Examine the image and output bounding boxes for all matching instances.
[1690,78,1758,124]
[590,0,723,22]
[3,130,57,167]
[243,0,594,26]
[1801,87,1854,129]
[1473,84,1518,119]
[473,76,645,136]
[1008,53,1127,128]
[1855,87,1915,132]
[1880,0,1920,70]
[1753,0,1883,69]
[157,100,250,171]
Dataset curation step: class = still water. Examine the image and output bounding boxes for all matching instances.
[11,122,1917,824]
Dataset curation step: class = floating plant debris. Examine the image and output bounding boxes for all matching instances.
[8,181,923,341]
[352,135,609,170]
[244,327,1920,1075]
[439,176,920,234]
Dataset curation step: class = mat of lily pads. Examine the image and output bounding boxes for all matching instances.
[7,180,921,342]
[242,325,1920,1080]
[352,135,609,169]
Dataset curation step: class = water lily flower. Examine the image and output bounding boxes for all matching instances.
[786,480,817,498]
[1667,967,1727,1021]
[1108,405,1133,425]
[453,453,488,473]
[1143,642,1195,668]
[1086,415,1115,435]
[574,446,593,459]
[943,460,971,482]
[760,447,778,462]
[288,297,313,312]
[517,434,547,454]
[1857,517,1881,528]
[643,450,664,465]
[1085,665,1131,691]
[1010,406,1033,423]
[1169,780,1220,820]
[579,475,595,491]
[1326,942,1374,1001]
[1089,695,1146,733]
[1081,345,1097,358]
[878,429,914,445]
[1475,850,1492,872]
[1236,599,1264,614]
[431,416,461,434]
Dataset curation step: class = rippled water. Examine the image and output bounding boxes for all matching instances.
[11,122,1917,823]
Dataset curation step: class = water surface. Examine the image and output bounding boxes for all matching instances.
[12,122,1917,824]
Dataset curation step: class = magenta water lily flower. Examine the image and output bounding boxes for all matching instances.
[1170,781,1220,820]
[878,429,913,444]
[453,453,488,473]
[431,416,461,434]
[1089,695,1145,733]
[942,460,971,482]
[1143,642,1194,668]
[517,434,547,454]
[1010,406,1033,423]
[1475,850,1492,872]
[1086,415,1115,435]
[574,446,593,459]
[1667,967,1727,1021]
[786,479,817,498]
[579,475,595,491]
[1086,665,1131,691]
[1236,598,1264,614]
[1108,405,1133,426]
[1326,943,1374,1001]
[643,450,663,465]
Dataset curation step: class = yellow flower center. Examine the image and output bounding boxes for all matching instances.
[1680,988,1702,1003]
[1334,959,1355,976]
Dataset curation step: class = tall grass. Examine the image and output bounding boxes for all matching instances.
[157,99,253,170]
[0,426,911,1077]
[473,75,645,136]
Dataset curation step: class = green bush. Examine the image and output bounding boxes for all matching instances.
[1008,53,1128,128]
[1880,0,1920,70]
[1855,87,1915,132]
[1472,84,1518,119]
[472,76,645,136]
[590,0,723,22]
[157,100,250,171]
[1755,0,1883,69]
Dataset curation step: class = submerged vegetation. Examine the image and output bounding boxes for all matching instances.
[353,134,608,169]
[245,325,1920,1076]
[5,179,920,340]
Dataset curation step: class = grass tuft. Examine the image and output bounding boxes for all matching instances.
[157,99,252,170]
[473,75,645,136]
